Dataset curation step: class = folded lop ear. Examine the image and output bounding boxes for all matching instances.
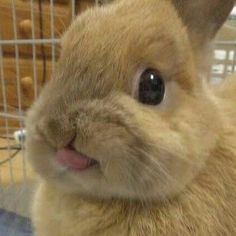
[172,0,235,45]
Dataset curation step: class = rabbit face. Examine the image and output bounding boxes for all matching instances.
[26,0,223,201]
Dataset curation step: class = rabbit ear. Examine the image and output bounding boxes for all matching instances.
[172,0,235,44]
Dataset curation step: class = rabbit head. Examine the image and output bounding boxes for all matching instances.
[26,0,234,201]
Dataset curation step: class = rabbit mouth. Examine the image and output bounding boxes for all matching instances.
[56,146,98,171]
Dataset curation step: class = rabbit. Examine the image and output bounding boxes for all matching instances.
[26,0,236,235]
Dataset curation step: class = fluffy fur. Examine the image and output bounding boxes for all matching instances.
[26,0,236,235]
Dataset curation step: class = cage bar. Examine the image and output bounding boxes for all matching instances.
[30,0,38,98]
[50,0,56,74]
[71,0,76,21]
[0,38,60,45]
[11,0,27,180]
[0,36,15,184]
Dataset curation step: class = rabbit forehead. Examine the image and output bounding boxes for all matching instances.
[58,0,195,95]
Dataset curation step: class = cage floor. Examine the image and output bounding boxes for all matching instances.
[0,139,34,186]
[0,208,32,236]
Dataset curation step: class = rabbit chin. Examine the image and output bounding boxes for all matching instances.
[26,135,198,202]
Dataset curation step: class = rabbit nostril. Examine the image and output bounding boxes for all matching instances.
[35,125,56,148]
[68,116,77,130]
[71,122,77,130]
[36,116,78,149]
[66,133,77,148]
[35,125,47,142]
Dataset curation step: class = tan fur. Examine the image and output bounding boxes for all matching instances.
[26,0,236,235]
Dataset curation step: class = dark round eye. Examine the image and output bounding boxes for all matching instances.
[138,68,165,105]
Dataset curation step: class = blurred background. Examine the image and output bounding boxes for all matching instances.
[0,1,235,236]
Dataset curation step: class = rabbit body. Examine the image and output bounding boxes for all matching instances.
[26,0,236,235]
[33,78,236,236]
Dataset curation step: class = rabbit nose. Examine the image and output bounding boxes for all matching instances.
[37,117,76,149]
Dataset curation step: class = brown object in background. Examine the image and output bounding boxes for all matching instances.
[0,57,52,109]
[19,19,33,38]
[21,76,33,101]
[0,0,69,59]
[0,0,96,135]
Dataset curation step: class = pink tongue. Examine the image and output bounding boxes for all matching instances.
[56,148,91,170]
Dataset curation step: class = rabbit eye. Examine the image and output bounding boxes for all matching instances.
[138,68,165,105]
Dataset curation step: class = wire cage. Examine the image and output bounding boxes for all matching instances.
[0,1,101,232]
[0,0,235,234]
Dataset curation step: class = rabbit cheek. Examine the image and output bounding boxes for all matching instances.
[26,132,57,180]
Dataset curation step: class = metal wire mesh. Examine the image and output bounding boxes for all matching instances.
[0,0,235,219]
[0,0,100,219]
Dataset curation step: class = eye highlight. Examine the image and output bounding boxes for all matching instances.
[138,68,165,105]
